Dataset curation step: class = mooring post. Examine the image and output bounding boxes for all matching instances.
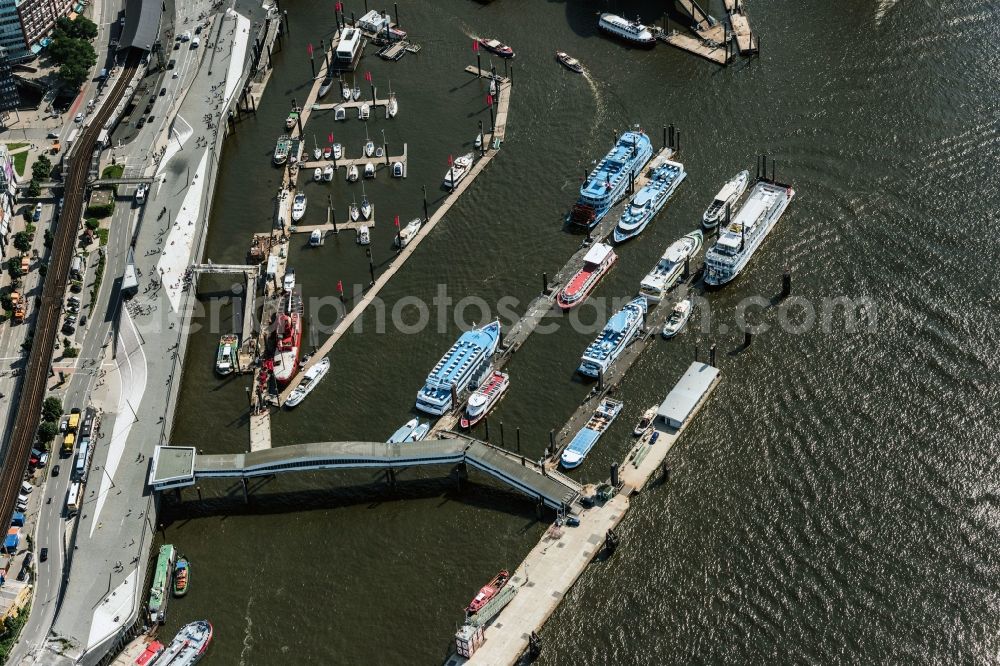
[675,128,681,154]
[542,271,548,295]
[710,343,717,367]
[309,51,315,78]
[363,0,368,13]
[744,329,753,347]
[549,429,555,454]
[683,256,690,280]
[694,340,700,362]
[516,427,521,453]
[485,417,490,442]
[782,266,791,298]
[394,2,399,26]
[771,159,776,183]
[422,185,428,221]
[662,125,667,150]
[477,53,482,78]
[499,421,505,447]
[331,201,337,234]
[669,124,675,149]
[478,120,485,157]
[450,384,459,411]
[598,366,605,391]
[241,477,249,503]
[629,170,635,195]
[384,142,390,165]
[367,248,375,286]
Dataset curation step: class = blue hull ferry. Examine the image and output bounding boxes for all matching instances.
[416,321,501,415]
[560,398,624,469]
[612,159,686,243]
[578,296,647,378]
[570,130,653,229]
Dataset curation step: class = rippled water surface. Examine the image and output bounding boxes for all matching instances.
[163,0,1000,663]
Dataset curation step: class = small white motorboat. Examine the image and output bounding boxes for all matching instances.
[387,418,418,444]
[349,201,360,221]
[364,140,375,157]
[291,193,307,221]
[341,82,351,101]
[313,167,322,181]
[392,161,404,178]
[323,165,334,181]
[332,143,343,160]
[357,225,370,245]
[313,146,322,160]
[346,165,359,182]
[395,218,421,248]
[335,106,346,121]
[474,132,483,149]
[661,299,692,339]
[309,229,322,247]
[323,146,332,160]
[352,86,361,101]
[489,78,498,96]
[360,196,372,219]
[359,103,370,120]
[406,422,430,442]
[364,162,375,179]
[285,357,330,408]
[387,94,398,118]
[283,267,296,291]
[702,170,750,230]
[633,406,657,436]
[375,146,384,158]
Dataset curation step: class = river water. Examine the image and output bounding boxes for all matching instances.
[160,0,1000,663]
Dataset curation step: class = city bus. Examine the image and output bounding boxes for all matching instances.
[72,439,91,481]
[66,482,82,516]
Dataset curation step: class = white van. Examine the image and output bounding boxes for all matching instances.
[191,37,200,48]
[20,481,32,495]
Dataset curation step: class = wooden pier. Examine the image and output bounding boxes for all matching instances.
[298,143,408,174]
[277,66,513,403]
[448,364,721,666]
[724,0,758,54]
[311,96,393,114]
[659,30,730,65]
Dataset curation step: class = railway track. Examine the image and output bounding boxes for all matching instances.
[0,53,141,526]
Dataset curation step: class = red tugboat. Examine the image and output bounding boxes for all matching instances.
[466,570,510,615]
[477,37,515,58]
[271,293,302,386]
[557,242,617,310]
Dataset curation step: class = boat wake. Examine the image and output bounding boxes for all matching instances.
[238,583,256,666]
[874,0,902,24]
[582,72,605,133]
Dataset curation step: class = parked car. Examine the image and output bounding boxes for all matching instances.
[47,131,59,139]
[79,314,87,327]
[159,87,167,96]
[147,115,155,123]
[61,323,75,335]
[32,203,42,221]
[74,112,84,123]
[40,548,48,562]
[136,118,146,129]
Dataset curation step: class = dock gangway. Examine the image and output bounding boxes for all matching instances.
[150,434,581,511]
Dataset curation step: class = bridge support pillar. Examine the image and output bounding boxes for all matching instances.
[535,497,544,520]
[241,477,249,503]
[452,462,468,491]
[386,468,397,490]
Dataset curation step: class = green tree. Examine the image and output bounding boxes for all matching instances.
[62,346,79,359]
[48,26,96,89]
[43,229,53,248]
[27,180,40,197]
[12,232,31,253]
[37,421,59,444]
[41,396,63,422]
[31,155,51,181]
[55,16,97,40]
[85,218,100,231]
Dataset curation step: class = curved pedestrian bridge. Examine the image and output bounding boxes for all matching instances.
[149,434,581,510]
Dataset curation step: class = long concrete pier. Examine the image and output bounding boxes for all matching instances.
[446,363,722,665]
[276,67,513,403]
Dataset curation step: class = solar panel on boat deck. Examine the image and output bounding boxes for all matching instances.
[566,429,601,455]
